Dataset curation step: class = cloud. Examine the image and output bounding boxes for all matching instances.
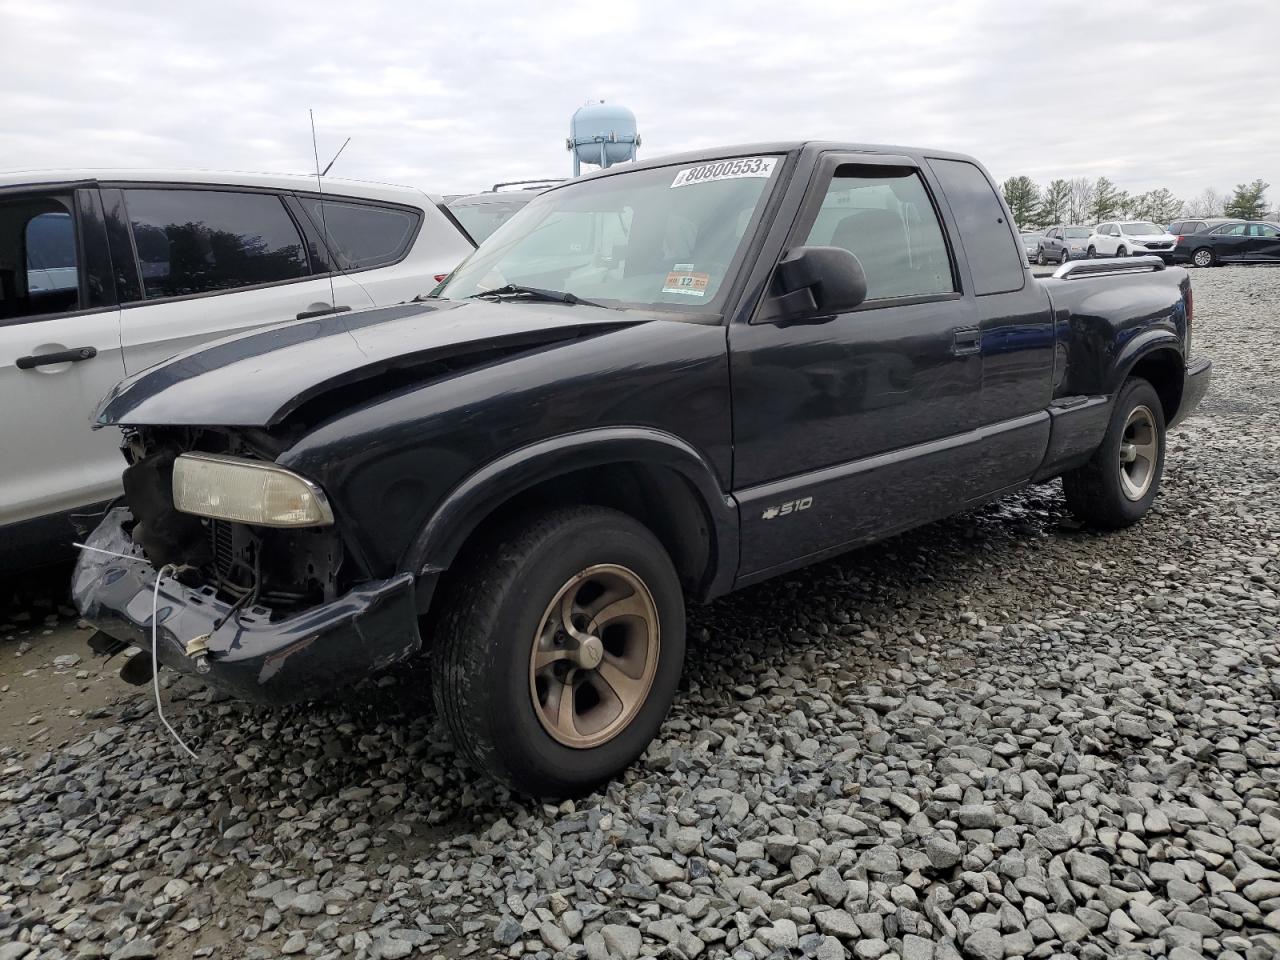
[1,0,1276,204]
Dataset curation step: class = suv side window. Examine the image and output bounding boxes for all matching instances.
[0,196,81,321]
[123,188,309,300]
[1212,223,1247,236]
[929,158,1023,295]
[296,197,421,270]
[803,167,953,302]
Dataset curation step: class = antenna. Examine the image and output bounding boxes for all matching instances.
[321,137,351,177]
[309,108,338,310]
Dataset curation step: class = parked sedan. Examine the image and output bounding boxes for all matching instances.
[1037,225,1092,264]
[1019,231,1043,263]
[1087,221,1178,260]
[1171,220,1280,267]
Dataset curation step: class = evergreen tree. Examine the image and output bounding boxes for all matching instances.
[1090,177,1125,222]
[1037,179,1071,224]
[1000,176,1042,227]
[1224,179,1270,220]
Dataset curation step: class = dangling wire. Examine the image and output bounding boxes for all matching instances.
[73,543,200,761]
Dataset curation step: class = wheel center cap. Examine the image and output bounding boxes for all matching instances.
[578,636,603,669]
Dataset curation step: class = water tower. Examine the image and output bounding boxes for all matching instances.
[566,101,640,177]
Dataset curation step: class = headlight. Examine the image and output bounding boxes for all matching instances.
[172,453,334,527]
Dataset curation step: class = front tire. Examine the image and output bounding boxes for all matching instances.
[1060,248,1070,264]
[1192,247,1215,268]
[1062,378,1167,530]
[1036,248,1046,266]
[431,506,685,796]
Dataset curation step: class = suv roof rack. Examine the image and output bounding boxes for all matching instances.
[490,179,564,193]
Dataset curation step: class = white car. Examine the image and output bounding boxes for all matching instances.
[0,169,475,571]
[1087,221,1178,260]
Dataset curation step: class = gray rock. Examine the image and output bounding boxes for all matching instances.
[110,942,157,960]
[601,924,642,960]
[493,915,523,946]
[815,909,860,939]
[927,835,963,870]
[957,805,997,829]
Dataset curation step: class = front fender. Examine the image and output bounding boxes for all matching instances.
[400,426,739,601]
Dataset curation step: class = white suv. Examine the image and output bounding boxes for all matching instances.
[1087,221,1178,260]
[0,169,475,571]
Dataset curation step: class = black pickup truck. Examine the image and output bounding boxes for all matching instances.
[74,142,1210,795]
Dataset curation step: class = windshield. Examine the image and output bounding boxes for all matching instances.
[438,155,782,313]
[448,197,530,244]
[1121,222,1161,235]
[1063,227,1091,238]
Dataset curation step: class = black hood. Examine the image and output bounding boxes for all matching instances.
[95,299,648,429]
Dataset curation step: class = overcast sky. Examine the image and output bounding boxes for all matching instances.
[2,0,1276,204]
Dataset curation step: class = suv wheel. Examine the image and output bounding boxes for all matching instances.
[431,506,685,796]
[1036,248,1046,266]
[1192,247,1215,268]
[1060,248,1070,264]
[1062,378,1167,529]
[1087,245,1096,258]
[1116,246,1128,257]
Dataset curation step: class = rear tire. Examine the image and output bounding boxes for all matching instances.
[1192,247,1215,268]
[1062,378,1166,530]
[431,505,685,796]
[1116,246,1128,257]
[1087,245,1097,258]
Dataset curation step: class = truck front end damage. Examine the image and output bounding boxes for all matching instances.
[72,429,421,703]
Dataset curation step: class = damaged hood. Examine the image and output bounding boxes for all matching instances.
[95,299,649,428]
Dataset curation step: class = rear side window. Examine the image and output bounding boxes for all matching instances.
[297,198,420,270]
[1212,223,1246,236]
[803,167,953,302]
[124,189,309,300]
[1249,223,1279,238]
[0,196,81,321]
[928,159,1024,296]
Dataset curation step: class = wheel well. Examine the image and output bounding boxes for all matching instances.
[1128,349,1183,424]
[442,462,715,600]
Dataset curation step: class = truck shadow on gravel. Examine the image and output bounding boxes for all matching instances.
[139,482,1091,845]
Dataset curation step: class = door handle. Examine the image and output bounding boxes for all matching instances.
[296,305,352,321]
[16,346,98,370]
[951,328,982,356]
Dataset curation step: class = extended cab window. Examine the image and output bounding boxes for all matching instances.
[804,168,953,301]
[124,189,309,300]
[928,159,1024,295]
[297,197,420,270]
[0,196,80,321]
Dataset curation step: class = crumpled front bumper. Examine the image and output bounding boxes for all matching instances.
[72,507,420,704]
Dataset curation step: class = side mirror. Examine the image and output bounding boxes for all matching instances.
[761,245,868,322]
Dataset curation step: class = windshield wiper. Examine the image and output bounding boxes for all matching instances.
[468,284,603,307]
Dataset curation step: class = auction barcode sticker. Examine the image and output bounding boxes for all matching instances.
[671,156,778,188]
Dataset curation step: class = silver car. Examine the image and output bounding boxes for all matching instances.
[1037,225,1093,264]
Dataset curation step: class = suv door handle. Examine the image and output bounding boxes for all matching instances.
[16,346,98,369]
[952,327,981,356]
[296,305,352,321]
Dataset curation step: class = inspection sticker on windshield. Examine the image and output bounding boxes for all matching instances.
[663,264,710,297]
[670,156,777,188]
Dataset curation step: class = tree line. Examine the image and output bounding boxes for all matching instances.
[999,176,1272,229]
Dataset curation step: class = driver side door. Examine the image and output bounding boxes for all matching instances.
[728,154,982,581]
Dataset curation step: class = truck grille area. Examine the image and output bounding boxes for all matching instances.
[121,445,345,617]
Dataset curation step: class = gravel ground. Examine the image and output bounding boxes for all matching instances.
[2,267,1278,960]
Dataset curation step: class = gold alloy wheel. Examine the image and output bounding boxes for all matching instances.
[528,564,660,749]
[1118,404,1159,501]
